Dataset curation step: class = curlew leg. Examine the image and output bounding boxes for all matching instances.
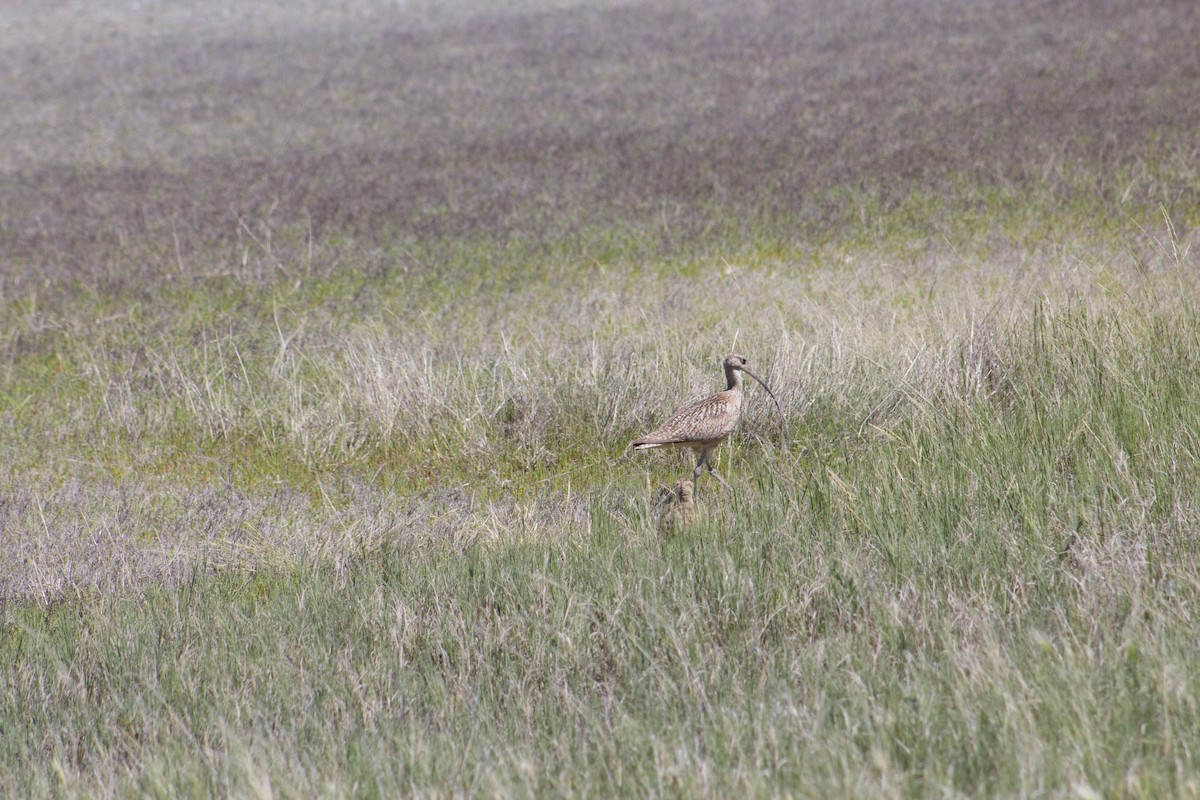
[704,456,731,491]
[692,449,730,497]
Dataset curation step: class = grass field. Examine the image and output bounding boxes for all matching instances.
[4,0,1200,796]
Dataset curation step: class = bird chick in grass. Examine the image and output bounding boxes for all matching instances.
[659,478,698,534]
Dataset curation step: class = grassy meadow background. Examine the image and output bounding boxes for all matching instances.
[3,0,1200,795]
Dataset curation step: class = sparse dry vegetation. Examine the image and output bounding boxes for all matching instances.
[3,0,1200,796]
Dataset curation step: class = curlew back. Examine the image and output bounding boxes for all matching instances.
[631,389,742,449]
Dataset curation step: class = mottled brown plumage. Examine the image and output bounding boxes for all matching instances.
[632,353,778,495]
[659,478,698,533]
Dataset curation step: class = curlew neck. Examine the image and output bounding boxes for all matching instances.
[723,362,743,391]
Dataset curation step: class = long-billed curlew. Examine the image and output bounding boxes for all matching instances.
[659,478,698,533]
[632,353,778,496]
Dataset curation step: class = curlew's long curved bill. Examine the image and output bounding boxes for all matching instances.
[741,366,782,416]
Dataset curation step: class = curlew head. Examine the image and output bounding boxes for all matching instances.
[723,353,780,412]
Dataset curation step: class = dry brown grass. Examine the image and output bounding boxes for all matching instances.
[2,225,1193,604]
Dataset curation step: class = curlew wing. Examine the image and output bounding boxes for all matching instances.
[631,390,741,449]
